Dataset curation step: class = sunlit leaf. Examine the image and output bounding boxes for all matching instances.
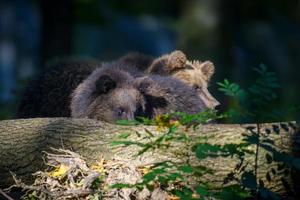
[48,164,69,178]
[110,183,132,189]
[178,165,193,173]
[195,185,209,196]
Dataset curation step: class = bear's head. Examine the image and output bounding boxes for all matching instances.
[70,65,146,122]
[133,75,206,119]
[172,60,220,109]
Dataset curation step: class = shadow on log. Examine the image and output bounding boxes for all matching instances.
[0,118,299,198]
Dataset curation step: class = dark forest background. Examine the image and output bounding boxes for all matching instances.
[0,0,299,120]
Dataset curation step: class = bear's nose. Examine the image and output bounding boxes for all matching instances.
[117,107,125,117]
[117,107,134,120]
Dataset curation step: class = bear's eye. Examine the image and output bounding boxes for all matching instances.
[134,104,145,118]
[193,85,201,90]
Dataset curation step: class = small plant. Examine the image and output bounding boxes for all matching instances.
[112,110,254,199]
[218,64,298,123]
[218,64,300,199]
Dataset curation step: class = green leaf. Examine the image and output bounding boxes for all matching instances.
[167,172,183,181]
[195,185,209,196]
[142,168,166,183]
[115,119,139,126]
[171,187,193,200]
[195,143,222,159]
[135,116,155,125]
[110,183,132,189]
[182,186,193,197]
[193,165,214,176]
[223,143,245,157]
[110,140,144,147]
[143,172,156,183]
[241,171,257,190]
[178,165,193,173]
[144,128,154,137]
[266,153,273,164]
[146,183,154,191]
[277,163,285,171]
[271,168,276,175]
[136,184,144,191]
[219,185,251,200]
[272,151,293,165]
[259,179,265,187]
[152,168,166,174]
[266,172,271,182]
[117,132,131,139]
[157,176,168,186]
[243,134,259,144]
[137,144,152,155]
[262,138,275,145]
[259,187,280,200]
[224,79,229,84]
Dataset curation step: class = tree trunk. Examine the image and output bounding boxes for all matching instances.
[0,118,299,197]
[40,0,74,66]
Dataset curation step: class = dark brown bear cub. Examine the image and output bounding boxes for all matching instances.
[16,60,100,118]
[70,64,147,122]
[16,59,207,122]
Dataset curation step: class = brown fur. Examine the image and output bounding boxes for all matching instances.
[134,75,206,118]
[172,60,220,109]
[17,55,209,123]
[120,50,220,109]
[71,62,206,122]
[71,64,147,122]
[146,50,187,74]
[16,60,100,118]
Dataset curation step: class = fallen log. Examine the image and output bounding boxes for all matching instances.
[0,118,299,198]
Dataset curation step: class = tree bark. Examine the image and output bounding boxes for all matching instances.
[0,118,299,197]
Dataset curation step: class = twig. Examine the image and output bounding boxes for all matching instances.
[0,189,14,200]
[254,123,261,199]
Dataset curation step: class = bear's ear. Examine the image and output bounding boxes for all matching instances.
[135,77,164,97]
[137,80,152,94]
[195,60,215,81]
[94,75,117,94]
[135,77,168,108]
[134,77,152,94]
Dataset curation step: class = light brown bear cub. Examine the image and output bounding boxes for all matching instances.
[119,50,220,109]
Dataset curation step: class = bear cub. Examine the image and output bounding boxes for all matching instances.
[16,59,207,122]
[118,50,220,109]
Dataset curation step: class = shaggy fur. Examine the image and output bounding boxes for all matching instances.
[16,59,207,122]
[134,75,206,118]
[16,60,100,118]
[118,50,187,75]
[172,60,220,109]
[70,63,146,122]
